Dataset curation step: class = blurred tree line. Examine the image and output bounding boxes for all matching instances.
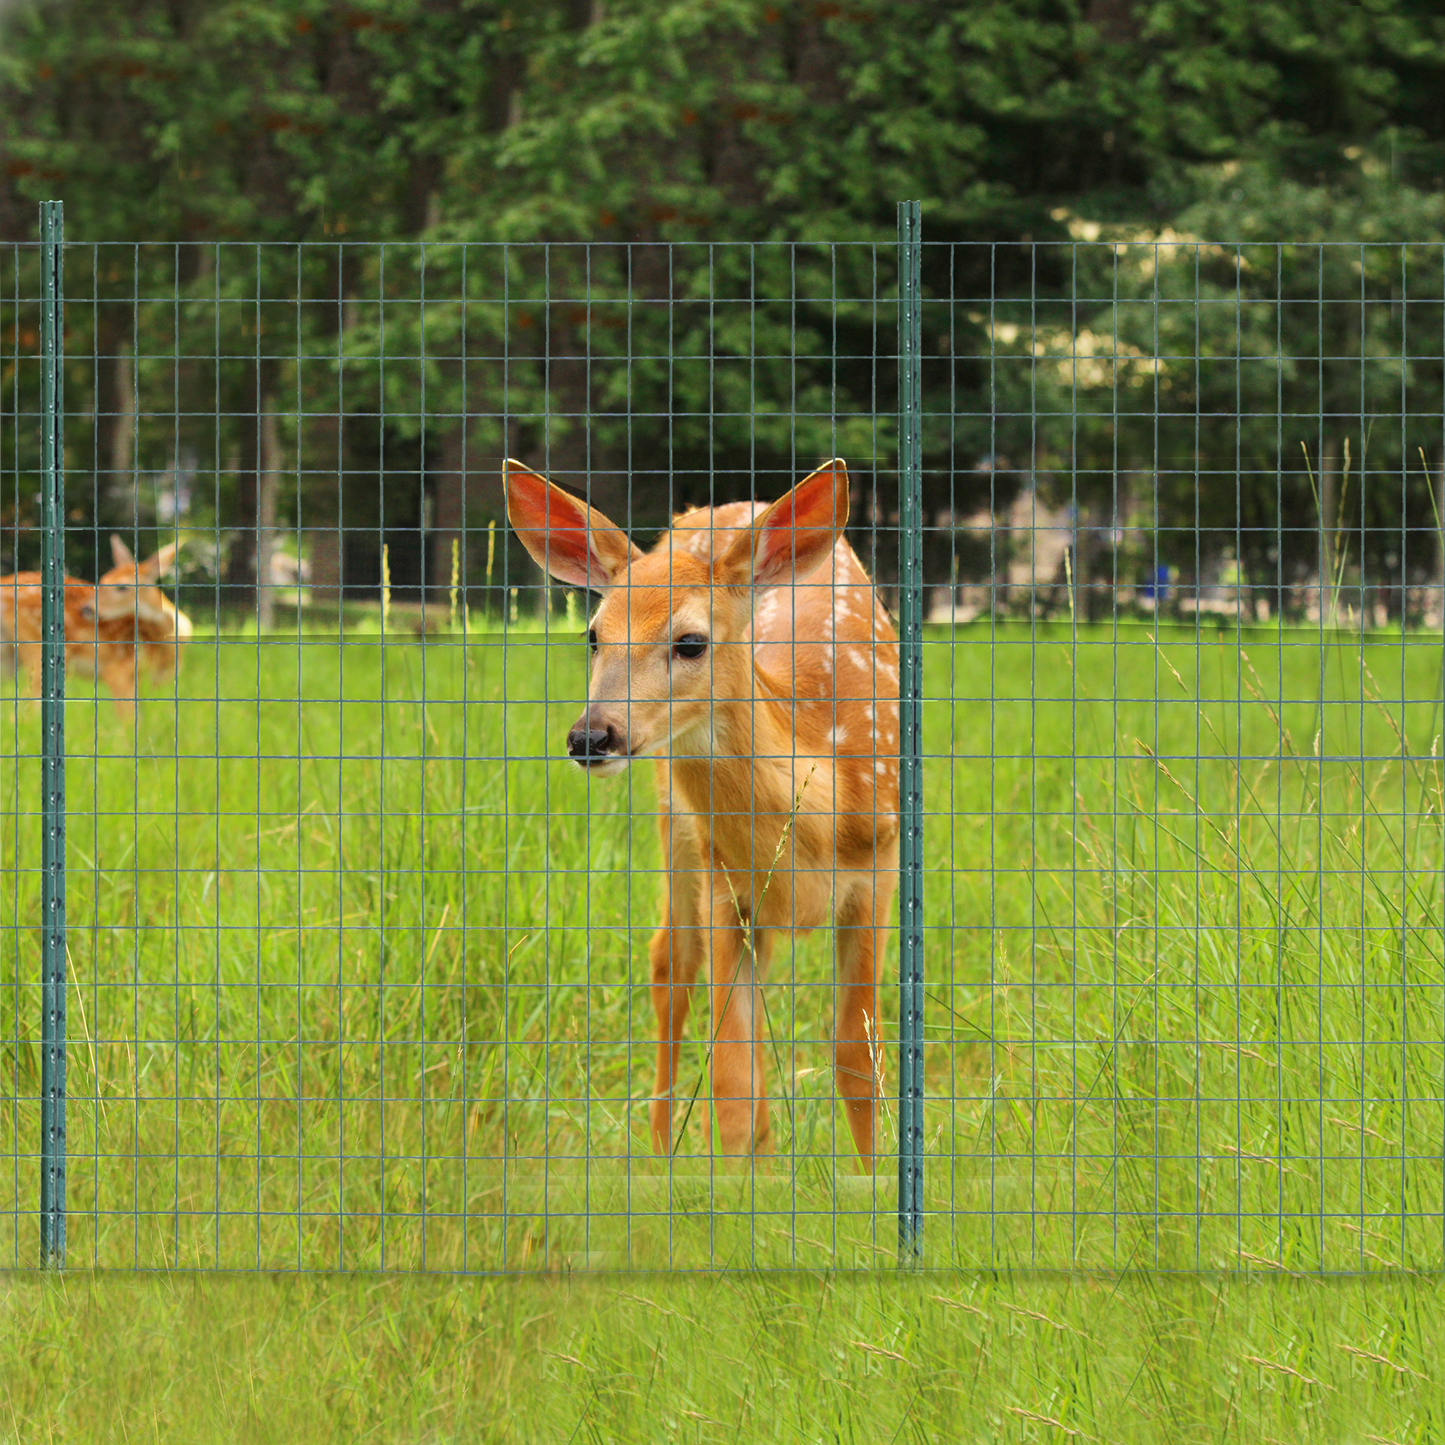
[0,0,1443,616]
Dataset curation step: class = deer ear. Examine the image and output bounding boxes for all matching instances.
[720,459,849,590]
[504,460,640,591]
[138,542,180,582]
[110,535,136,569]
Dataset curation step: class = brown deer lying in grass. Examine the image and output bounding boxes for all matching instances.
[506,458,900,1168]
[0,536,192,715]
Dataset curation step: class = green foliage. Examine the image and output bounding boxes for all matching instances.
[1,1,1444,590]
[4,0,1442,259]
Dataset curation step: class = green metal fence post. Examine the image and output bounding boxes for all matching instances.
[896,199,925,1259]
[39,198,66,1268]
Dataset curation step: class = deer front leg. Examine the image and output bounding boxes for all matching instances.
[834,874,897,1172]
[648,794,702,1154]
[705,870,770,1158]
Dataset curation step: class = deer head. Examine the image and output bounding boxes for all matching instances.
[506,459,850,775]
[97,536,190,641]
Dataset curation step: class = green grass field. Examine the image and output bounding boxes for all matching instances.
[4,1268,1444,1442]
[1,617,1442,1438]
[1,616,1439,1278]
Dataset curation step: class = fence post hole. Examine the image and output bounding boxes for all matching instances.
[38,198,67,1269]
[896,199,925,1259]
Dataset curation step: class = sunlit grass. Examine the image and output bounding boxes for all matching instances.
[4,1269,1444,1443]
[0,619,1440,1274]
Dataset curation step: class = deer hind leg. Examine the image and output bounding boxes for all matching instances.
[98,652,138,720]
[15,642,42,703]
[834,870,898,1172]
[705,872,771,1158]
[648,799,702,1154]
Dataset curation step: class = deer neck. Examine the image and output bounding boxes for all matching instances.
[669,658,796,814]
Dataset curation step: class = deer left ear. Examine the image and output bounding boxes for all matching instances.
[138,542,180,582]
[110,535,136,569]
[505,459,641,591]
[720,459,849,590]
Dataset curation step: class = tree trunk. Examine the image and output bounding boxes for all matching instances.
[1071,500,1094,622]
[516,329,623,620]
[113,340,135,484]
[302,264,349,609]
[225,360,269,614]
[537,347,627,518]
[430,400,469,605]
[1319,437,1339,626]
[94,308,134,568]
[305,407,344,607]
[257,399,280,632]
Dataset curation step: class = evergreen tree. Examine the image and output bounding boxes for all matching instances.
[0,0,1441,600]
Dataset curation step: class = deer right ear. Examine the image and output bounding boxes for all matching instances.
[720,459,850,591]
[504,460,640,591]
[138,541,180,582]
[110,535,136,569]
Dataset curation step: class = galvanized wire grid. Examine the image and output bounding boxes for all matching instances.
[925,236,1444,1273]
[1,211,1442,1273]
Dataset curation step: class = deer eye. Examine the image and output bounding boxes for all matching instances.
[673,634,707,660]
[587,628,598,656]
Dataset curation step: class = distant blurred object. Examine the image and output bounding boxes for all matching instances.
[1137,564,1171,608]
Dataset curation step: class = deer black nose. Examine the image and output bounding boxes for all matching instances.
[567,724,616,761]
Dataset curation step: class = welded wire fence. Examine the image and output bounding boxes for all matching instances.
[2,205,1443,1273]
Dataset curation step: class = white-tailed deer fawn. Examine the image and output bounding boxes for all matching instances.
[0,536,192,715]
[506,458,900,1168]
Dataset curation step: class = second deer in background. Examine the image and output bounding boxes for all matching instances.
[0,536,193,716]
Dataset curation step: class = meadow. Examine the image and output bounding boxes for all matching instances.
[0,616,1440,1282]
[4,1267,1444,1443]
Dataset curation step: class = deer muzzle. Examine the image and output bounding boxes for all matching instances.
[566,713,628,773]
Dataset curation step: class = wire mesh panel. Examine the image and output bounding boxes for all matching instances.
[924,240,1445,1272]
[3,228,1443,1274]
[4,235,911,1271]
